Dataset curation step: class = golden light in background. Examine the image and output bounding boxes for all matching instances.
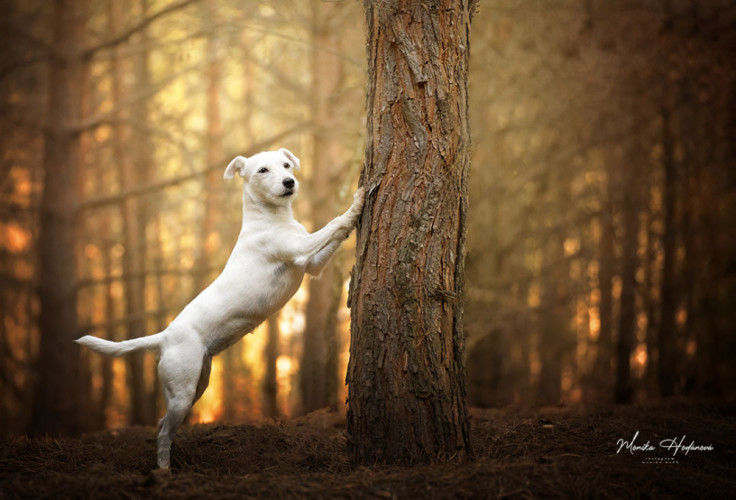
[276,354,294,396]
[84,243,100,260]
[587,287,601,341]
[529,350,541,381]
[575,297,591,372]
[636,313,648,342]
[94,124,112,142]
[632,344,648,379]
[676,307,688,327]
[109,359,128,429]
[13,176,32,201]
[611,276,622,300]
[635,346,647,367]
[563,237,580,256]
[196,357,223,424]
[588,311,601,341]
[2,222,31,253]
[205,232,220,255]
[527,282,541,308]
[686,340,697,357]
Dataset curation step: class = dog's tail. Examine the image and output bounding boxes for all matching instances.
[75,332,165,358]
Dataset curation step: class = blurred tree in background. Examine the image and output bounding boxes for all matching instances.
[465,0,735,407]
[0,0,733,437]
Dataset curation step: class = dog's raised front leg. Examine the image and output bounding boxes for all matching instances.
[291,187,364,267]
[304,238,343,276]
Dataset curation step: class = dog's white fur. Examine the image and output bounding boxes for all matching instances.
[76,148,364,469]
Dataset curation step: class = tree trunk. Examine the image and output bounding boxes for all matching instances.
[113,0,156,426]
[614,161,641,404]
[347,0,475,465]
[697,112,724,396]
[98,212,115,427]
[593,190,615,400]
[194,3,236,422]
[263,314,280,418]
[29,0,89,435]
[193,0,222,296]
[300,0,345,414]
[657,106,678,398]
[537,236,565,406]
[642,204,659,398]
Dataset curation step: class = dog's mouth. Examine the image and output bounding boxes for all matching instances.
[281,189,295,197]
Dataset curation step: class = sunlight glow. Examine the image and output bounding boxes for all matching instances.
[2,223,31,253]
[197,407,217,424]
[686,340,697,357]
[276,355,293,380]
[109,359,128,429]
[563,237,580,256]
[676,307,688,327]
[527,282,541,308]
[195,357,223,424]
[632,344,648,378]
[205,232,220,254]
[635,345,647,367]
[588,308,600,340]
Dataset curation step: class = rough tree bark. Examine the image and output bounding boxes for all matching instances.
[347,0,475,465]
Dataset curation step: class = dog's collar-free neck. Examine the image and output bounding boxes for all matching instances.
[241,190,294,225]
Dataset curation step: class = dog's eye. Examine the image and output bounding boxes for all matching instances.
[257,167,268,174]
[283,163,290,169]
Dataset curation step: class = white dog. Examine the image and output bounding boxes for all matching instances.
[76,148,364,469]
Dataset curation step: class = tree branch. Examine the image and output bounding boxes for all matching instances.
[83,0,200,58]
[72,61,202,133]
[79,122,313,211]
[77,267,215,288]
[0,54,52,82]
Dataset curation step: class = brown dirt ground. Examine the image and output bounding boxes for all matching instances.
[1,402,734,499]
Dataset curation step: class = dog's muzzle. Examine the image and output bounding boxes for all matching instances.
[282,178,296,196]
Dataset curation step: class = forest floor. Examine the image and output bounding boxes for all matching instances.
[1,402,734,499]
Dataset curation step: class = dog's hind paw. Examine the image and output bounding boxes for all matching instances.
[144,467,172,486]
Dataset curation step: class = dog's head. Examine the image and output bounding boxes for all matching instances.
[224,148,301,206]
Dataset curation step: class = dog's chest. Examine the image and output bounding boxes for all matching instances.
[257,262,303,313]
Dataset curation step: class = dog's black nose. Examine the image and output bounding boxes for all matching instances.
[283,178,295,189]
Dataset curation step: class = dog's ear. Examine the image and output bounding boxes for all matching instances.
[224,156,247,180]
[278,148,301,171]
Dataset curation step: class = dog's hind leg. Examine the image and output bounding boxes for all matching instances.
[156,344,206,469]
[193,354,212,404]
